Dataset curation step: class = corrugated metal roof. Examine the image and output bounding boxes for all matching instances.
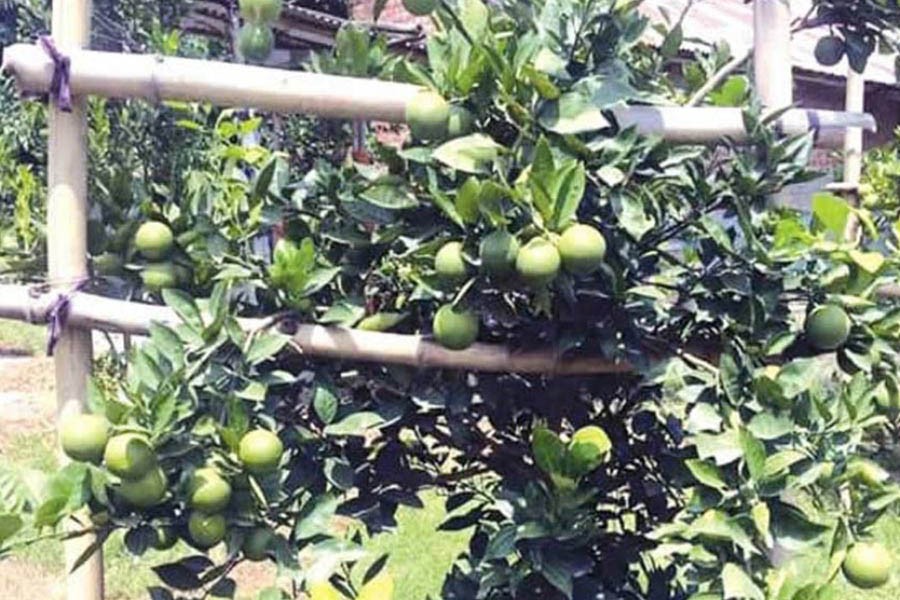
[640,0,898,86]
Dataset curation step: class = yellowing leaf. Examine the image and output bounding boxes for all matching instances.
[358,571,394,600]
[308,581,342,600]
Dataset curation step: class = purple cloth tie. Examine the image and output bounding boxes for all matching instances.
[46,279,88,356]
[38,35,72,112]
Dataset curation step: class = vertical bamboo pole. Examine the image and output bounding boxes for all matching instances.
[842,67,865,241]
[753,0,793,106]
[48,1,104,599]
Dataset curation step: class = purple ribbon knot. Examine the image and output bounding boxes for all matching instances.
[45,279,88,356]
[38,35,72,112]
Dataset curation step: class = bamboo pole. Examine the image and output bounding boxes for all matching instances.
[753,0,793,107]
[1,43,422,122]
[0,284,633,376]
[47,2,104,599]
[0,43,875,146]
[841,67,865,242]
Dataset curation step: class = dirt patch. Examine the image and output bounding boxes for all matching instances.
[0,558,65,599]
[0,357,56,444]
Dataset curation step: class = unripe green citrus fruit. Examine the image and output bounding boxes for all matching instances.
[93,252,124,276]
[242,527,274,561]
[435,241,468,284]
[479,230,519,277]
[238,430,284,475]
[842,542,892,589]
[447,106,475,138]
[134,222,174,260]
[805,305,851,351]
[188,468,232,514]
[104,433,156,479]
[402,0,437,16]
[188,511,227,549]
[239,0,283,23]
[60,414,109,464]
[433,304,479,351]
[150,525,178,550]
[141,262,179,292]
[815,35,845,67]
[516,238,561,287]
[117,466,167,508]
[238,23,275,64]
[405,91,450,141]
[558,223,606,276]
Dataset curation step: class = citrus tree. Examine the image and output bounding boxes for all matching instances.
[2,0,900,599]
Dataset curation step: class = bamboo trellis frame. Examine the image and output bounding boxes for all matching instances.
[0,1,887,597]
[0,43,876,147]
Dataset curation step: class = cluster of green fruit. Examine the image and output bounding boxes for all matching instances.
[237,0,282,64]
[431,224,607,350]
[404,90,474,142]
[132,221,192,292]
[59,414,284,559]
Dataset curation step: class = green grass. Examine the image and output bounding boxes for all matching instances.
[0,318,46,356]
[354,492,472,600]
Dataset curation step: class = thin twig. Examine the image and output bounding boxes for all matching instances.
[685,48,752,107]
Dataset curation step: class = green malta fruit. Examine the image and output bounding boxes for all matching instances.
[242,527,274,561]
[557,223,606,276]
[188,511,227,549]
[479,230,519,277]
[187,468,232,513]
[433,304,479,351]
[149,525,178,550]
[104,433,156,479]
[516,237,561,287]
[238,23,275,64]
[815,35,845,67]
[405,90,450,141]
[239,0,283,23]
[134,221,174,260]
[141,262,179,292]
[402,0,437,16]
[60,414,109,464]
[435,241,468,284]
[842,542,892,589]
[92,252,125,276]
[239,429,284,475]
[804,305,851,351]
[117,466,167,508]
[447,106,475,138]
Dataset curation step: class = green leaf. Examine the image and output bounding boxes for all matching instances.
[531,426,566,475]
[811,193,850,240]
[0,514,22,544]
[777,358,817,400]
[551,162,586,230]
[750,502,772,547]
[323,412,385,437]
[294,495,340,540]
[763,450,807,479]
[433,134,503,174]
[693,430,743,466]
[722,563,764,600]
[616,194,655,240]
[686,509,758,554]
[319,301,366,327]
[538,92,610,135]
[246,333,290,365]
[313,384,339,425]
[685,459,728,490]
[356,312,407,332]
[459,0,489,41]
[747,413,792,440]
[483,524,517,560]
[162,289,204,332]
[740,429,766,482]
[709,75,749,107]
[361,181,419,210]
[455,177,482,223]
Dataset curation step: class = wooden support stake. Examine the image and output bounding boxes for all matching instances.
[753,0,793,107]
[842,67,865,242]
[48,1,104,599]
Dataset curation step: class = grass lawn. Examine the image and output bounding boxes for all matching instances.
[0,318,46,356]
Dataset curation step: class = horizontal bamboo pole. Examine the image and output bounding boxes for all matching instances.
[0,284,632,376]
[1,43,876,145]
[1,43,423,122]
